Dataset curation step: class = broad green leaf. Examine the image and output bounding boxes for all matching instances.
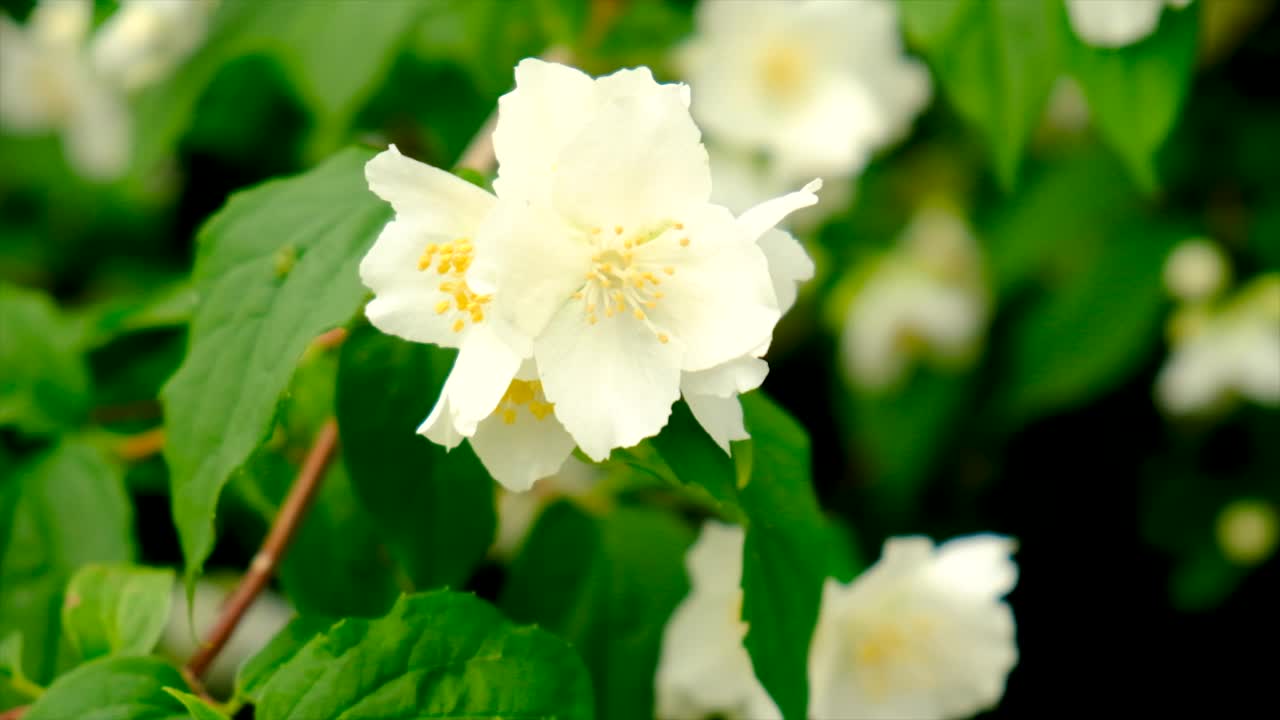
[0,283,91,435]
[645,393,827,720]
[234,615,333,703]
[162,147,389,586]
[921,0,1066,187]
[165,689,231,720]
[0,442,134,684]
[999,223,1177,423]
[501,502,693,720]
[336,325,496,591]
[735,393,828,720]
[134,0,428,168]
[0,632,40,703]
[23,657,188,720]
[1070,3,1197,191]
[256,591,594,720]
[62,565,175,661]
[898,0,970,49]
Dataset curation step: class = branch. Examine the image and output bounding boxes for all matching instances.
[0,706,26,720]
[183,419,340,681]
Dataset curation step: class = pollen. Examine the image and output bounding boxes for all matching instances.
[495,380,556,425]
[634,309,645,320]
[674,222,684,230]
[574,222,676,331]
[679,237,690,247]
[664,266,675,275]
[658,333,669,344]
[420,237,490,332]
[614,226,624,235]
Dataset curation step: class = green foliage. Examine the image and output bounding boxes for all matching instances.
[902,0,1067,187]
[165,689,231,720]
[501,501,693,720]
[22,657,189,720]
[1068,3,1198,190]
[0,442,134,684]
[234,615,332,704]
[646,393,828,720]
[162,147,389,586]
[0,283,91,435]
[254,591,594,720]
[336,325,496,592]
[62,564,175,662]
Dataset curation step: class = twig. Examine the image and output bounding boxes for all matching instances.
[0,706,26,720]
[116,427,166,462]
[183,419,340,680]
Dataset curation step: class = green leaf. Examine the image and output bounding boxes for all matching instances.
[898,0,970,49]
[919,0,1067,187]
[0,632,41,702]
[234,615,333,703]
[23,657,189,720]
[644,393,827,720]
[735,393,828,720]
[336,325,496,591]
[134,0,428,168]
[0,283,91,435]
[501,501,693,720]
[0,441,134,684]
[165,689,231,720]
[999,223,1177,423]
[256,591,594,720]
[62,565,175,661]
[1069,3,1197,191]
[162,147,389,586]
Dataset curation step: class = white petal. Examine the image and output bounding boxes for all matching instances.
[469,199,593,353]
[684,392,748,453]
[551,71,710,230]
[30,0,92,51]
[1066,0,1165,48]
[930,534,1019,599]
[736,179,823,245]
[0,17,49,131]
[360,220,469,348]
[365,144,495,227]
[643,204,780,371]
[686,520,745,591]
[469,405,576,493]
[418,391,465,449]
[682,356,769,398]
[64,78,131,180]
[757,228,814,313]
[491,58,596,204]
[416,325,521,442]
[535,300,683,460]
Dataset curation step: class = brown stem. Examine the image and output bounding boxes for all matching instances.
[116,427,166,462]
[183,419,340,681]
[0,706,26,720]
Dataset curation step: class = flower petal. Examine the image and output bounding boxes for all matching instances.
[365,144,495,226]
[682,357,769,398]
[643,204,780,371]
[491,58,596,204]
[469,405,577,492]
[930,534,1019,599]
[535,300,683,460]
[30,0,92,50]
[64,77,131,180]
[737,179,822,244]
[416,325,521,442]
[758,228,814,313]
[684,392,748,453]
[552,72,710,230]
[360,220,469,348]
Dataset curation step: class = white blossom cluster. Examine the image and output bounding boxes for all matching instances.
[656,521,1019,720]
[1066,0,1193,48]
[360,59,821,491]
[0,0,218,179]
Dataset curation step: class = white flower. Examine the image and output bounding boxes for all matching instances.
[840,206,988,391]
[679,0,930,183]
[92,0,219,91]
[655,521,781,720]
[470,59,820,461]
[1163,238,1229,303]
[809,535,1019,719]
[1066,0,1193,48]
[0,0,215,180]
[1156,274,1280,416]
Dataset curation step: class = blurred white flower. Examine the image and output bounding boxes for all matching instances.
[809,535,1019,719]
[655,521,781,720]
[1066,0,1193,48]
[92,0,219,91]
[1163,238,1229,303]
[1156,274,1280,416]
[470,59,820,461]
[0,0,215,180]
[840,206,988,391]
[679,0,930,184]
[1215,499,1279,567]
[161,578,292,695]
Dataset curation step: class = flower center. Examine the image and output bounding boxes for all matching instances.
[496,380,555,425]
[418,237,491,333]
[572,223,686,344]
[848,613,937,699]
[757,43,811,103]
